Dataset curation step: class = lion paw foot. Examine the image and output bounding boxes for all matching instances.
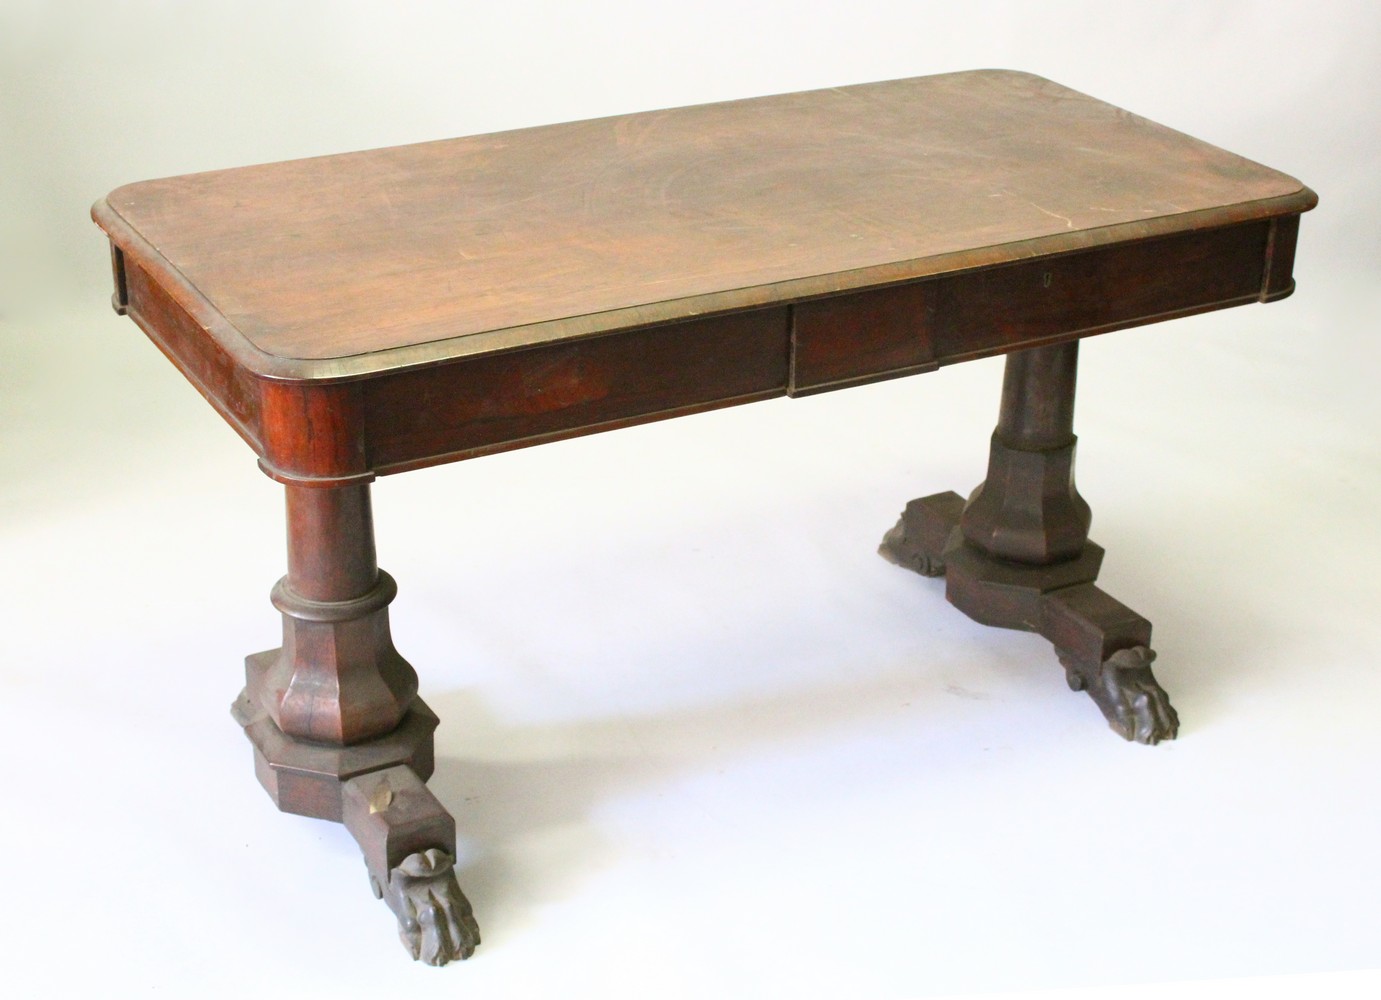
[878,519,945,577]
[1061,645,1179,745]
[379,848,480,966]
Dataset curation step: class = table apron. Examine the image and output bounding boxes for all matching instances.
[113,215,1293,485]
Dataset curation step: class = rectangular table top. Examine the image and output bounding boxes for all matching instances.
[94,70,1313,382]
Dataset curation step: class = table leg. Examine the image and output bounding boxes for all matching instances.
[231,482,480,964]
[880,341,1179,744]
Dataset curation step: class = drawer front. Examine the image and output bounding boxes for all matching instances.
[791,280,936,393]
[364,308,790,472]
[931,222,1270,361]
[789,221,1270,394]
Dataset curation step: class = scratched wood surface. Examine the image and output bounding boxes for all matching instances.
[96,70,1312,374]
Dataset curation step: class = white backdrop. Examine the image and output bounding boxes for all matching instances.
[2,2,1379,998]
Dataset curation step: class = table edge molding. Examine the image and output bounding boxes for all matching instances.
[93,187,1316,384]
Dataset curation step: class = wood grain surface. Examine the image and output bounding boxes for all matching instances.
[94,70,1313,379]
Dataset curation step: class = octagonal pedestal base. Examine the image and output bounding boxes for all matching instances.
[232,648,439,821]
[881,490,1179,745]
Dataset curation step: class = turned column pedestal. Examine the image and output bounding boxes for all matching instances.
[881,342,1180,744]
[231,483,480,964]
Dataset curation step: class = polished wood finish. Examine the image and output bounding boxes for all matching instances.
[363,308,789,472]
[961,341,1090,565]
[879,342,1178,745]
[103,218,1301,486]
[93,70,1314,963]
[248,484,418,745]
[93,72,1312,487]
[93,70,1311,376]
[791,221,1272,394]
[232,688,439,822]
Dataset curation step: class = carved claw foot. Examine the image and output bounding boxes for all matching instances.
[878,492,965,578]
[371,848,480,966]
[343,764,481,966]
[1061,645,1179,745]
[879,519,945,576]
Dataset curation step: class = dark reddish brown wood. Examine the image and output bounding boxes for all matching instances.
[342,766,480,965]
[259,382,371,486]
[119,258,263,452]
[232,688,439,821]
[91,71,1313,380]
[791,280,937,393]
[929,222,1270,363]
[790,222,1274,395]
[91,70,1316,963]
[284,483,378,600]
[880,342,1177,744]
[1043,585,1154,669]
[96,212,1299,491]
[247,484,418,745]
[1261,214,1302,301]
[343,766,455,885]
[363,308,788,471]
[91,73,1314,487]
[960,341,1090,565]
[109,243,128,315]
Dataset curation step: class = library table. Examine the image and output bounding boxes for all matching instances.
[92,70,1315,965]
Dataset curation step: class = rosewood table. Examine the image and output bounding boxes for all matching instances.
[92,70,1315,965]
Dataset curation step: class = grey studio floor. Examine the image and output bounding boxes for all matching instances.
[3,3,1379,999]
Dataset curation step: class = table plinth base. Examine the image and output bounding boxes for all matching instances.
[232,669,480,964]
[880,491,1179,745]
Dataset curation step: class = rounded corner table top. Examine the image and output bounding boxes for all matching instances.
[93,69,1315,382]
